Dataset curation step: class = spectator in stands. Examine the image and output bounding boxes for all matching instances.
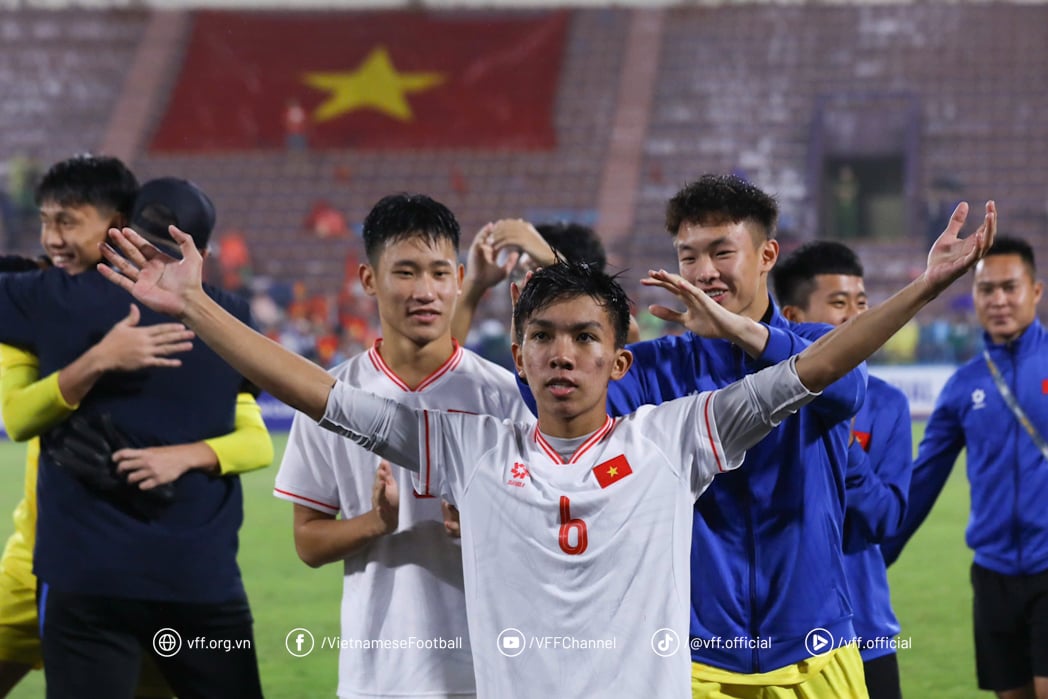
[883,236,1048,699]
[773,240,913,699]
[217,228,252,293]
[283,98,308,150]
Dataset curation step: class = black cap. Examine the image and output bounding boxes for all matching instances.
[130,177,216,253]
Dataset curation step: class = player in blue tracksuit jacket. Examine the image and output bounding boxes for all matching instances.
[773,240,912,699]
[882,237,1048,696]
[525,176,870,693]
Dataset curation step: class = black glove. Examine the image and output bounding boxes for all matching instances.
[45,414,177,519]
[45,414,125,492]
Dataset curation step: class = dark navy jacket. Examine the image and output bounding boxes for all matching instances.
[0,268,251,603]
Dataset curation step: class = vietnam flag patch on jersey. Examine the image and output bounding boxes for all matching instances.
[593,455,632,488]
[852,430,871,452]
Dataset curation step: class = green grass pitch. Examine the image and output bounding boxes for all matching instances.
[0,425,979,697]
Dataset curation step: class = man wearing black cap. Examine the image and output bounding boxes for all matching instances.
[130,176,217,255]
[0,160,269,698]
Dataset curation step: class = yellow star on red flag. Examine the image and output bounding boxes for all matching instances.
[302,46,444,123]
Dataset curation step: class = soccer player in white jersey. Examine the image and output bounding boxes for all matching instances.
[274,193,531,698]
[99,199,996,697]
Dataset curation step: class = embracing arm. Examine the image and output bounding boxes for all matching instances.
[56,304,194,407]
[114,392,275,489]
[204,393,275,475]
[0,344,75,441]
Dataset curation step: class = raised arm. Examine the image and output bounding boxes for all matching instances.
[642,201,996,394]
[99,226,336,422]
[451,223,519,343]
[795,201,994,391]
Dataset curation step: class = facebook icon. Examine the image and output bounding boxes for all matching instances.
[285,627,315,657]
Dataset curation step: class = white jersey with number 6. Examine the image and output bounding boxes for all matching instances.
[275,341,531,699]
[319,358,815,698]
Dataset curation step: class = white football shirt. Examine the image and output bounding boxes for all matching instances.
[275,341,532,699]
[319,358,815,698]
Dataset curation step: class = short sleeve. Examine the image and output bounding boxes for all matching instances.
[274,410,345,516]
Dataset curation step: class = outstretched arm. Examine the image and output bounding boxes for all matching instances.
[642,201,996,393]
[99,226,335,422]
[795,201,994,392]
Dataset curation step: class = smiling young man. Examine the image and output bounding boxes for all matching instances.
[99,195,992,697]
[773,240,913,699]
[600,174,875,695]
[273,194,532,699]
[883,236,1048,699]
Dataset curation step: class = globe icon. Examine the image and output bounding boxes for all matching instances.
[153,628,182,657]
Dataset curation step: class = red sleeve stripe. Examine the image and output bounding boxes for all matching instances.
[422,409,432,496]
[702,392,725,473]
[273,488,339,514]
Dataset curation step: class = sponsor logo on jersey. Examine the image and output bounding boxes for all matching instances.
[507,462,530,488]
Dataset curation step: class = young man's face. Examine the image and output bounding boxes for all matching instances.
[512,294,632,437]
[38,201,119,275]
[784,274,867,328]
[361,236,463,348]
[674,219,778,322]
[973,253,1043,345]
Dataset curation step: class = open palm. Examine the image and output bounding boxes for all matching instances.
[98,227,204,319]
[924,201,997,291]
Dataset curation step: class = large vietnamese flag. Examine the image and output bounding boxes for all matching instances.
[150,11,570,152]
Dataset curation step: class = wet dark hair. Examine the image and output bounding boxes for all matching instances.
[513,259,631,348]
[34,154,138,220]
[362,193,461,265]
[535,222,607,272]
[772,240,864,310]
[666,174,778,241]
[985,236,1036,278]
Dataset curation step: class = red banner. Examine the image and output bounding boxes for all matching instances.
[150,11,569,152]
